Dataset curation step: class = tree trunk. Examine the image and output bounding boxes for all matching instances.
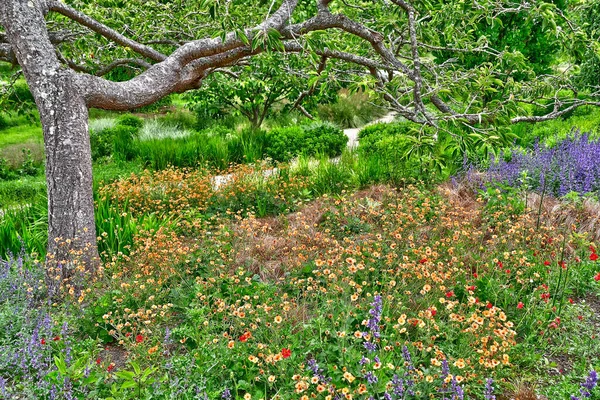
[42,73,99,275]
[1,0,99,276]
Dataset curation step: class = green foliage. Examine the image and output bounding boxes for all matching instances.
[0,114,9,131]
[0,176,46,207]
[117,114,143,129]
[575,1,600,93]
[357,122,460,182]
[317,91,387,128]
[0,197,47,259]
[186,53,336,128]
[264,126,304,162]
[302,122,348,158]
[90,116,141,161]
[265,122,347,162]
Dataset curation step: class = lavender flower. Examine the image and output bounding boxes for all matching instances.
[364,371,378,385]
[573,370,599,399]
[484,378,496,400]
[485,131,600,197]
[221,388,232,400]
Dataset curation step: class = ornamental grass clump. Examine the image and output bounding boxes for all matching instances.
[487,130,600,197]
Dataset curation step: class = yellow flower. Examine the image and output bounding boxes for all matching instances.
[268,375,276,383]
[274,316,283,324]
[343,372,355,383]
[244,394,251,400]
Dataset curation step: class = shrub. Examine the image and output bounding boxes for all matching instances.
[265,122,346,162]
[0,114,9,131]
[90,125,138,161]
[117,114,144,129]
[265,126,305,162]
[0,157,16,181]
[302,121,347,158]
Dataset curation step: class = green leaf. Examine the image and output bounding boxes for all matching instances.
[54,355,67,376]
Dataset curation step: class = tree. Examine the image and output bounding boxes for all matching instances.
[186,52,334,128]
[0,0,598,276]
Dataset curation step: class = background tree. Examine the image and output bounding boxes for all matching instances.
[0,0,599,275]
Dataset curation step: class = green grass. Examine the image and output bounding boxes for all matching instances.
[0,124,42,149]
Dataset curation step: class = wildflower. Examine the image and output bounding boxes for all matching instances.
[484,378,496,400]
[445,291,454,298]
[343,372,355,383]
[274,316,282,324]
[591,253,599,261]
[364,371,378,385]
[244,393,252,400]
[222,388,232,400]
[572,370,598,399]
[96,358,101,365]
[107,364,115,372]
[40,338,46,345]
[517,302,524,309]
[240,332,251,342]
[544,260,551,266]
[53,336,60,341]
[135,334,144,343]
[594,273,600,282]
[281,348,291,358]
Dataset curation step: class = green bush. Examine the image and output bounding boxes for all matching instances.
[302,122,348,158]
[0,177,46,206]
[265,126,304,162]
[266,122,347,162]
[0,114,9,131]
[90,128,113,161]
[90,123,139,162]
[117,114,144,129]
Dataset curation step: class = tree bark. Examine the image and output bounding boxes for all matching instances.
[1,0,99,275]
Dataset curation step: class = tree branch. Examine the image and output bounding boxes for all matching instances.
[47,0,167,62]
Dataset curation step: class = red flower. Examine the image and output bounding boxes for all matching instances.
[544,261,551,266]
[445,291,454,298]
[473,273,478,279]
[497,261,503,269]
[107,364,115,372]
[559,261,567,269]
[281,348,291,358]
[53,336,60,341]
[467,286,476,291]
[239,332,251,342]
[486,302,493,309]
[591,253,599,261]
[419,258,428,264]
[569,298,574,304]
[578,315,584,321]
[505,269,511,274]
[135,334,144,343]
[517,302,524,309]
[40,338,46,345]
[125,332,131,337]
[96,358,101,365]
[594,272,600,282]
[429,308,437,317]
